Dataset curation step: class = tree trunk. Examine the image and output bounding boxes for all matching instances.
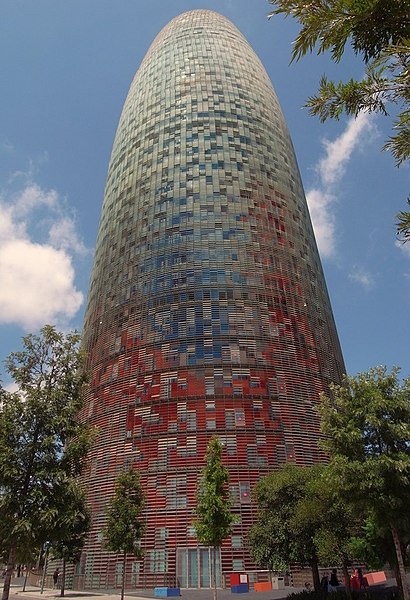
[2,546,16,600]
[392,562,402,593]
[121,551,126,600]
[60,559,66,597]
[212,547,217,600]
[390,522,409,600]
[36,548,42,571]
[22,568,29,592]
[342,563,352,600]
[310,558,320,592]
[40,546,49,595]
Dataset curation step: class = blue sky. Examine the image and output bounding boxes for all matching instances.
[0,0,408,388]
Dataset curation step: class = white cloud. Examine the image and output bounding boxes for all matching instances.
[0,183,84,330]
[13,183,58,216]
[395,239,410,258]
[307,113,374,258]
[348,266,375,289]
[49,216,88,255]
[3,382,19,394]
[306,188,337,258]
[318,113,372,187]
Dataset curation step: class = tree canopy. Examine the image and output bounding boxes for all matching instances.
[103,469,145,600]
[250,366,410,595]
[348,512,410,585]
[193,437,236,600]
[397,197,410,243]
[249,464,328,591]
[51,481,91,597]
[0,326,92,600]
[268,0,410,239]
[193,437,236,546]
[319,365,410,600]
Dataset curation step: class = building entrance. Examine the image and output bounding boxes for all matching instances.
[176,548,221,588]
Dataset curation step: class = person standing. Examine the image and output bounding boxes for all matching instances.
[53,568,59,589]
[357,568,368,589]
[329,569,340,589]
[320,574,329,593]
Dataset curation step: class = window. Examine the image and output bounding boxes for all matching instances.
[149,550,168,573]
[187,411,197,431]
[131,562,140,585]
[232,559,244,571]
[286,445,295,461]
[225,410,235,429]
[247,445,257,465]
[239,482,251,503]
[156,527,169,541]
[230,484,240,505]
[187,526,197,537]
[167,475,188,508]
[235,410,245,427]
[225,436,236,456]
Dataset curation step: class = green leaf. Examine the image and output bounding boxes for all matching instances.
[192,437,236,548]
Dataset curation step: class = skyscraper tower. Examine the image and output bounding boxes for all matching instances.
[81,10,345,589]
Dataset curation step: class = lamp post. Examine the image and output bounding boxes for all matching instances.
[40,542,51,594]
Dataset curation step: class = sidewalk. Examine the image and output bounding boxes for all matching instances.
[9,583,300,600]
[7,578,406,600]
[7,572,408,600]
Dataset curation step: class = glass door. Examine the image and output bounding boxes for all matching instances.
[199,549,210,587]
[176,547,221,588]
[188,549,198,587]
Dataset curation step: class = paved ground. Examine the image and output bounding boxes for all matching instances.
[7,575,407,600]
[8,581,301,600]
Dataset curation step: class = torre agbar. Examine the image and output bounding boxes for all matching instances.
[80,10,345,590]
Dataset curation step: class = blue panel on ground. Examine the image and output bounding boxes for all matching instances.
[154,588,181,597]
[231,584,249,593]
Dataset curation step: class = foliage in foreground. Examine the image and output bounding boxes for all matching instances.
[249,366,410,600]
[267,0,410,240]
[248,463,357,592]
[103,469,145,600]
[319,366,410,600]
[0,326,92,600]
[249,465,320,574]
[397,197,410,243]
[193,436,236,600]
[51,482,91,597]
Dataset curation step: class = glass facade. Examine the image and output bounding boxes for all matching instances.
[80,10,345,588]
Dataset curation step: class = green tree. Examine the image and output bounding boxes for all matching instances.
[249,464,323,590]
[103,469,145,600]
[51,481,91,597]
[304,470,362,598]
[247,513,289,574]
[319,365,410,600]
[250,463,368,595]
[0,326,92,600]
[193,437,236,600]
[397,198,410,243]
[267,0,410,238]
[349,512,410,590]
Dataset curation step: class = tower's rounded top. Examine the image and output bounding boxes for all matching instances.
[169,9,232,22]
[169,8,238,29]
[142,8,248,70]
